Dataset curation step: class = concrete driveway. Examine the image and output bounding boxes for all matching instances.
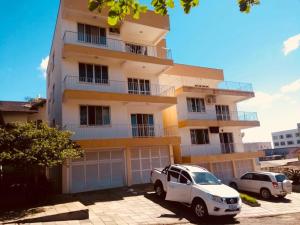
[5,185,300,225]
[69,184,300,225]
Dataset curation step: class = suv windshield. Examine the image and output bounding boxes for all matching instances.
[192,172,221,185]
[275,174,287,182]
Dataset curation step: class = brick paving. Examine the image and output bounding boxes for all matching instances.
[4,185,300,224]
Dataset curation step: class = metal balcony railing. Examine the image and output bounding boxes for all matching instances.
[63,31,172,60]
[186,109,258,121]
[181,143,245,157]
[63,124,179,140]
[63,76,175,97]
[217,81,253,92]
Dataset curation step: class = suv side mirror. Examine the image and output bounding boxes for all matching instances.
[218,179,222,183]
[186,180,192,185]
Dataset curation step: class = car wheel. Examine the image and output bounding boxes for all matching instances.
[229,182,238,190]
[260,188,271,199]
[154,182,165,199]
[192,199,208,219]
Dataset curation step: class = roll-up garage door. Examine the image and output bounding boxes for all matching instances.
[70,149,125,193]
[130,146,170,185]
[211,161,234,184]
[235,159,254,177]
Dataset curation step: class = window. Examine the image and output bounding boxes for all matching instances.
[80,105,110,126]
[241,173,253,180]
[167,168,180,182]
[297,140,300,144]
[128,78,151,95]
[179,171,192,184]
[295,133,300,137]
[52,84,55,104]
[78,23,106,45]
[215,105,230,120]
[131,114,154,137]
[275,174,287,182]
[52,52,55,72]
[79,63,108,84]
[253,174,271,182]
[187,98,205,112]
[280,141,286,146]
[273,136,278,140]
[287,141,294,145]
[190,129,210,145]
[109,27,120,35]
[279,135,284,139]
[274,142,279,147]
[286,134,293,138]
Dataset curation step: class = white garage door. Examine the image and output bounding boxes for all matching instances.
[70,149,125,193]
[212,161,234,184]
[235,159,253,177]
[130,146,170,185]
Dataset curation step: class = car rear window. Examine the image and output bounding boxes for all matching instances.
[275,174,287,182]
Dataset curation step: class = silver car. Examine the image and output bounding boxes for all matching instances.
[230,171,293,199]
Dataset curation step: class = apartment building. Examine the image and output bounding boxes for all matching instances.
[272,123,300,148]
[47,0,261,193]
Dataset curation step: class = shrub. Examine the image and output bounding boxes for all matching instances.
[240,193,260,206]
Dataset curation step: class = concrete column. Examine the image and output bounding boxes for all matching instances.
[126,147,132,186]
[62,160,70,194]
[232,160,237,178]
[169,144,174,164]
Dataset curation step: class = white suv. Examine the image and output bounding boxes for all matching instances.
[151,165,242,218]
[230,171,293,199]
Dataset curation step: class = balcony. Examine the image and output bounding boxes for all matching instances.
[179,110,260,128]
[63,76,175,97]
[63,124,179,140]
[63,31,172,62]
[63,76,177,105]
[176,81,255,101]
[181,143,245,157]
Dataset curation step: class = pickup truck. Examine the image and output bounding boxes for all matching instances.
[150,164,242,218]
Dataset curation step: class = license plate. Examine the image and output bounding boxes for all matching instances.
[228,204,237,210]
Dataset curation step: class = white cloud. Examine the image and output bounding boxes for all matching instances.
[280,79,300,93]
[39,56,49,78]
[283,34,300,55]
[239,79,300,143]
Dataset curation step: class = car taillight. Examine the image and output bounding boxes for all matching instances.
[272,182,279,188]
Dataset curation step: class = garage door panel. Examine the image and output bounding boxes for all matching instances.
[70,149,125,193]
[71,165,85,193]
[86,164,98,189]
[236,159,253,177]
[130,146,170,185]
[212,161,234,185]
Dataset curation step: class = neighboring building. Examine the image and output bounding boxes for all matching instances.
[0,98,47,125]
[159,64,261,183]
[47,0,261,193]
[272,125,300,149]
[244,142,272,152]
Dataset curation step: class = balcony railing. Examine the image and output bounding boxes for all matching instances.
[63,76,175,97]
[217,81,253,92]
[186,110,258,121]
[181,143,245,157]
[63,31,172,60]
[63,124,179,140]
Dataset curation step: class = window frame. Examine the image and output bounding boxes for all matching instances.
[127,78,151,95]
[190,129,210,145]
[79,105,111,126]
[79,63,109,84]
[187,97,206,113]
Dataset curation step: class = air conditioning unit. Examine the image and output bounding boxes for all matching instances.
[205,95,216,104]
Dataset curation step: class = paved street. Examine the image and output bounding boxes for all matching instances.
[5,184,300,225]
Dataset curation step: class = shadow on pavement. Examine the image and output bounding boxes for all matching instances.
[144,193,240,225]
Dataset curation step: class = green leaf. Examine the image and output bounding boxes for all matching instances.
[108,16,119,25]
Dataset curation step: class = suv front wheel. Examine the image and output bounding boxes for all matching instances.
[192,199,208,218]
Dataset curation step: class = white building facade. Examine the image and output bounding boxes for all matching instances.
[272,124,300,149]
[47,0,261,193]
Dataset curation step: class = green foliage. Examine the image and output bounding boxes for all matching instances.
[240,193,259,205]
[0,122,83,168]
[88,0,260,25]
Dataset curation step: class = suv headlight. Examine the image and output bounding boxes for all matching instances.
[211,195,225,204]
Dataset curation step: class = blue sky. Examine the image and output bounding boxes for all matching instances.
[0,0,299,142]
